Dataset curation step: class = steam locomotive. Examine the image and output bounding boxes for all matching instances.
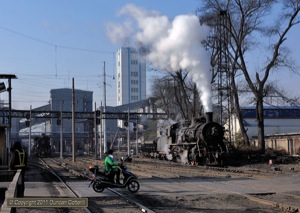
[32,134,51,158]
[141,112,230,166]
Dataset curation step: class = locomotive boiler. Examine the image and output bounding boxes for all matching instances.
[31,134,51,158]
[157,112,229,166]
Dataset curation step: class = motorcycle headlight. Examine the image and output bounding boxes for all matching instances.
[89,165,95,172]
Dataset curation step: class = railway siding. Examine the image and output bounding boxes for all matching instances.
[44,155,300,212]
[41,157,156,213]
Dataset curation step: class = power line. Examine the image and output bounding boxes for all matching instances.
[0,25,114,54]
[0,25,54,46]
[0,25,118,109]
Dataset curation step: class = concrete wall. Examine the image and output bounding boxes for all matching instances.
[253,134,300,155]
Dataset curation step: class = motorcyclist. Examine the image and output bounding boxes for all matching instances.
[104,149,121,184]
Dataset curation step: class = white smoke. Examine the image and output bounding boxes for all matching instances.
[106,4,212,112]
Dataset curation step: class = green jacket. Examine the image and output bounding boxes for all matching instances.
[104,155,119,172]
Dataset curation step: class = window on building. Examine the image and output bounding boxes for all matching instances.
[131,88,138,93]
[130,60,138,65]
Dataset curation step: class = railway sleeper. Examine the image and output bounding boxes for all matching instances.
[245,194,300,213]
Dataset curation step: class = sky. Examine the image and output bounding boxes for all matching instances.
[0,0,299,111]
[0,0,200,110]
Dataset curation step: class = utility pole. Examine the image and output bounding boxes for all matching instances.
[127,108,130,156]
[135,118,138,155]
[100,101,103,159]
[72,78,75,162]
[94,102,97,159]
[60,101,63,159]
[103,61,107,153]
[8,78,12,150]
[28,105,32,157]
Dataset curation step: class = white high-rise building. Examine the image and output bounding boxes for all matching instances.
[116,47,146,106]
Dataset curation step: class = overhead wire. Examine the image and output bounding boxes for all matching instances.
[0,25,117,108]
[0,25,114,54]
[0,25,114,80]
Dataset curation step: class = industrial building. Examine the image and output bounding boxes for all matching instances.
[49,88,93,153]
[116,47,147,106]
[231,106,300,154]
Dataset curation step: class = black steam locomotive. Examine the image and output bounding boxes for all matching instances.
[32,134,51,158]
[141,112,230,166]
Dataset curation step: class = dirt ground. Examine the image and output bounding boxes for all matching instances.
[60,154,300,212]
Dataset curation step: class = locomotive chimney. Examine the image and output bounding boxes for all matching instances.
[206,112,213,122]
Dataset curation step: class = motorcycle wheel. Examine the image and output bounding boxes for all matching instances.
[92,181,105,193]
[127,179,140,193]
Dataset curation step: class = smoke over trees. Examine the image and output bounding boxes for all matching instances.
[106,4,213,113]
[107,2,300,152]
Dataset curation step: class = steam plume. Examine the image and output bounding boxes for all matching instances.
[106,4,212,112]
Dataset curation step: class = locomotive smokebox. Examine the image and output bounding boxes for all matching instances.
[206,112,213,122]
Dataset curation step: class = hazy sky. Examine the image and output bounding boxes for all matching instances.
[0,0,299,110]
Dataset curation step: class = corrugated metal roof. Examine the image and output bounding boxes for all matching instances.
[241,106,300,119]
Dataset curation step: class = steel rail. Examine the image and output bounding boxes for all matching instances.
[107,188,156,213]
[37,158,92,213]
[47,157,156,213]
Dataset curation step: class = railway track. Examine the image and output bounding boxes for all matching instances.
[64,154,285,180]
[40,157,156,213]
[46,154,300,212]
[13,159,87,213]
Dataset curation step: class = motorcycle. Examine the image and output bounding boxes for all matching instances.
[88,157,140,193]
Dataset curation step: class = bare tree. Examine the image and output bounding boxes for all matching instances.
[151,70,203,121]
[199,0,300,151]
[247,81,300,106]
